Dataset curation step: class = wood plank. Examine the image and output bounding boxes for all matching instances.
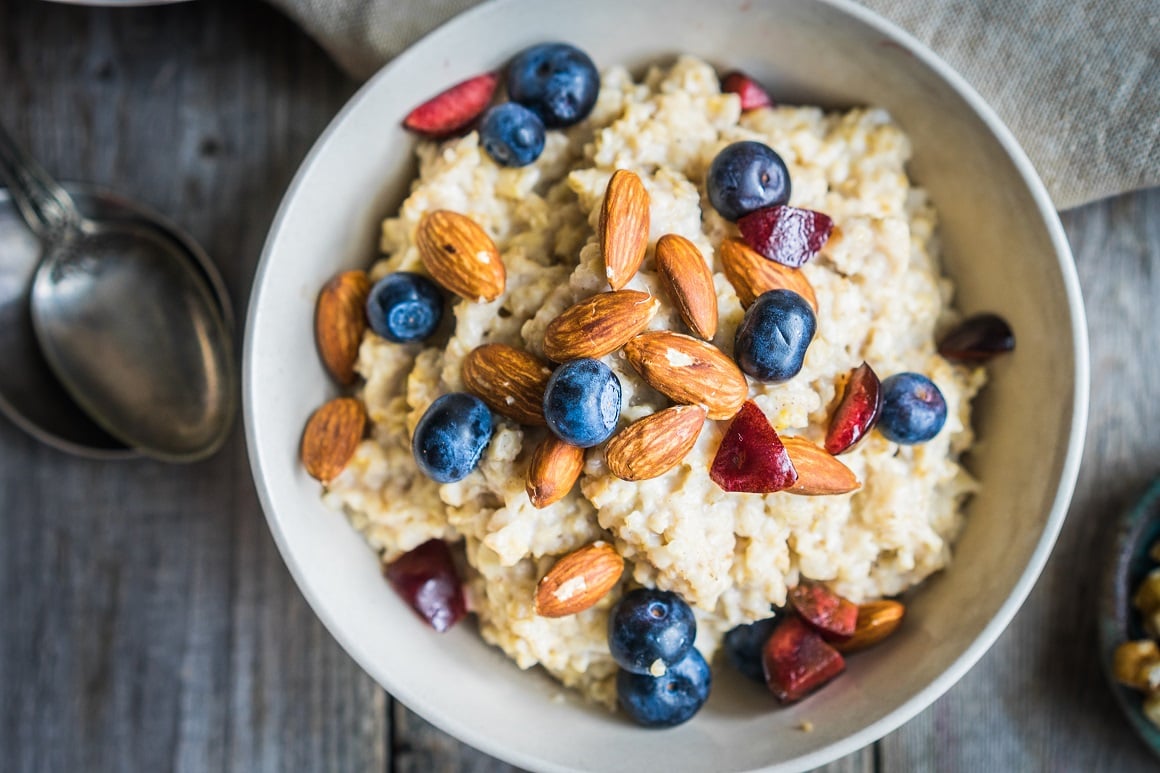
[879,189,1160,771]
[0,2,384,773]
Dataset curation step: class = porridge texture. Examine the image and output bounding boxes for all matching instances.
[324,55,984,707]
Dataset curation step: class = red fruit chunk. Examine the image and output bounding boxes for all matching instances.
[788,580,858,640]
[825,361,882,455]
[762,615,846,703]
[384,539,466,632]
[938,313,1015,363]
[710,400,798,493]
[403,72,499,138]
[738,205,834,269]
[721,70,773,111]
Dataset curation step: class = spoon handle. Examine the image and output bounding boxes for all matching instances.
[0,121,82,239]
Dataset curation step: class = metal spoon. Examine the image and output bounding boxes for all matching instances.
[0,123,236,462]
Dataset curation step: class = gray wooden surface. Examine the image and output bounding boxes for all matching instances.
[0,2,1156,771]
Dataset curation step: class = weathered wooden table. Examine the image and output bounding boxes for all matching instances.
[1,2,1157,771]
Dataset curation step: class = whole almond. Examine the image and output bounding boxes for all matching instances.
[781,436,861,495]
[605,404,707,481]
[599,170,650,290]
[534,541,624,617]
[656,234,718,340]
[315,270,371,385]
[622,331,748,420]
[463,344,552,425]
[301,397,367,483]
[416,210,505,302]
[526,435,586,508]
[542,290,659,362]
[719,237,818,312]
[834,600,905,653]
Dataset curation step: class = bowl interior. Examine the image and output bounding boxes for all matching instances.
[1098,479,1160,759]
[244,1,1086,770]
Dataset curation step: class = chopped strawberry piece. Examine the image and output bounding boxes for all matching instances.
[721,70,774,111]
[403,72,499,138]
[710,401,798,493]
[762,615,846,703]
[825,361,883,455]
[738,205,834,269]
[384,539,467,632]
[788,580,858,640]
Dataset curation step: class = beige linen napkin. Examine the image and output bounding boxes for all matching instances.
[268,0,1158,210]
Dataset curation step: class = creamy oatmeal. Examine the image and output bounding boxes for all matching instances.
[322,55,983,708]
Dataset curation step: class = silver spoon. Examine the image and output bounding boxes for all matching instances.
[0,123,236,462]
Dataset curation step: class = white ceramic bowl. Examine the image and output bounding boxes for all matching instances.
[244,1,1089,770]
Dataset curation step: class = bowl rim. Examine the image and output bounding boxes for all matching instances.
[242,0,1090,769]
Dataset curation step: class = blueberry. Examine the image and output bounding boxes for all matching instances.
[507,43,600,128]
[734,289,816,382]
[479,103,545,167]
[706,141,791,222]
[542,358,621,447]
[412,393,493,483]
[366,272,444,343]
[608,588,696,675]
[877,372,947,444]
[723,616,779,683]
[617,648,711,728]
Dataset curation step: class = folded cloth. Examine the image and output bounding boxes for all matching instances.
[268,0,1158,210]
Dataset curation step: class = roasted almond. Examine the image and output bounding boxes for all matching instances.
[622,331,748,420]
[542,290,659,362]
[526,435,586,508]
[656,234,718,340]
[301,397,367,483]
[534,541,624,617]
[416,209,505,302]
[315,270,371,385]
[462,344,552,425]
[605,404,707,481]
[781,436,861,495]
[599,169,650,290]
[833,600,905,653]
[719,237,818,312]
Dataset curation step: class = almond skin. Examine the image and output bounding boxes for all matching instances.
[542,290,660,362]
[605,404,707,481]
[719,237,818,312]
[599,170,650,290]
[315,270,371,385]
[534,541,624,617]
[526,435,585,508]
[833,600,905,653]
[416,210,505,302]
[462,344,552,425]
[781,436,861,495]
[301,397,367,483]
[622,331,748,420]
[656,234,718,340]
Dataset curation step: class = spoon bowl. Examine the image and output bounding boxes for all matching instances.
[31,218,235,461]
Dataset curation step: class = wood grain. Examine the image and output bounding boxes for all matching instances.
[0,1,1156,772]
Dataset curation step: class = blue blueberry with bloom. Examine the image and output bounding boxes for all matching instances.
[542,358,621,448]
[877,372,947,444]
[706,140,791,222]
[617,648,711,728]
[608,588,697,675]
[733,289,816,383]
[412,393,493,483]
[723,616,779,683]
[507,43,600,128]
[366,272,443,343]
[479,103,545,167]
